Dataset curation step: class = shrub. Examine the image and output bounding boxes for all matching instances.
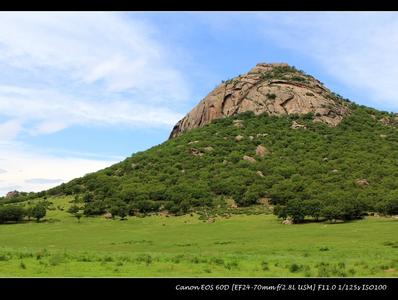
[83,201,106,216]
[289,263,301,273]
[225,261,239,270]
[266,93,276,100]
[20,261,26,269]
[261,261,269,271]
[375,197,398,216]
[67,205,80,214]
[136,254,152,265]
[211,257,225,266]
[273,205,288,219]
[49,254,65,266]
[0,206,26,223]
[0,254,9,261]
[132,200,161,214]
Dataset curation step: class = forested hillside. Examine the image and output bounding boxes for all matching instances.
[2,64,398,224]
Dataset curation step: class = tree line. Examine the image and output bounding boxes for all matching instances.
[0,203,46,224]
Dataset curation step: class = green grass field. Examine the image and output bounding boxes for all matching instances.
[0,196,397,277]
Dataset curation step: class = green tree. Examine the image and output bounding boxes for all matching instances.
[67,205,80,214]
[82,193,93,203]
[67,205,83,222]
[321,205,341,223]
[303,200,323,220]
[0,206,25,223]
[375,198,398,216]
[117,205,129,220]
[109,206,119,219]
[25,206,33,221]
[241,184,266,206]
[285,199,306,223]
[32,204,46,222]
[179,200,191,214]
[83,201,106,216]
[109,202,129,219]
[273,205,288,219]
[74,212,83,223]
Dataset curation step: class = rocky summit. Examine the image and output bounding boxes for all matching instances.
[169,63,351,138]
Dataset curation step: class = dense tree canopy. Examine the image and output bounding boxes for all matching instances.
[1,103,397,223]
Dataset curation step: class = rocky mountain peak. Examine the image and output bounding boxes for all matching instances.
[169,63,351,138]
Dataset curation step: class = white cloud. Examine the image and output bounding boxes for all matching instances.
[0,119,23,140]
[255,12,398,111]
[0,85,184,139]
[0,12,189,140]
[25,178,63,184]
[0,142,117,196]
[0,12,186,95]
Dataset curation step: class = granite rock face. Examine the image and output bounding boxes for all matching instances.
[169,63,350,138]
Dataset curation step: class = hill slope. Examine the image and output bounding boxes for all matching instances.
[52,106,398,219]
[2,63,398,222]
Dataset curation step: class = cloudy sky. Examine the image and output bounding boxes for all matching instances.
[0,12,397,195]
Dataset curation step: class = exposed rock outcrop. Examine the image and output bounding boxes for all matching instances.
[282,219,293,225]
[355,179,370,187]
[235,135,244,142]
[291,120,307,129]
[256,170,265,177]
[6,190,19,198]
[232,119,244,128]
[243,155,256,163]
[103,212,113,220]
[255,145,268,157]
[203,146,214,152]
[189,148,204,157]
[169,63,350,138]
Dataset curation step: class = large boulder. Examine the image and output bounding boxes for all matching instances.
[255,145,268,157]
[243,155,256,163]
[104,212,113,220]
[203,146,214,152]
[355,179,370,187]
[291,120,307,129]
[189,148,204,157]
[282,219,293,225]
[233,120,244,128]
[235,135,244,142]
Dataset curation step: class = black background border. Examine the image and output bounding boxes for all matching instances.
[0,1,397,11]
[1,277,396,296]
[0,0,397,297]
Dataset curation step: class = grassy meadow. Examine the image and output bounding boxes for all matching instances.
[0,196,397,277]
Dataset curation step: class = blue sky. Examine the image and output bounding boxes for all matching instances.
[0,12,397,195]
